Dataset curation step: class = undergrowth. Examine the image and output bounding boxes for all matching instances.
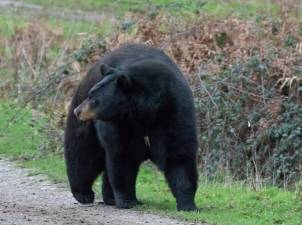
[196,58,302,187]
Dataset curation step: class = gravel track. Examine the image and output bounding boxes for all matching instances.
[0,159,207,225]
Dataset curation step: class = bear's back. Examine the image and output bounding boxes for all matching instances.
[77,43,183,103]
[101,44,180,73]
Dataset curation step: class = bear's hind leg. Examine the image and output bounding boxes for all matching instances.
[164,157,198,211]
[102,170,115,205]
[106,154,140,209]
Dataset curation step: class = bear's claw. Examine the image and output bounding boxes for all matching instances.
[73,191,94,204]
[116,200,138,209]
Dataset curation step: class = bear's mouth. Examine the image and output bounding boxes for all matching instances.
[74,99,97,121]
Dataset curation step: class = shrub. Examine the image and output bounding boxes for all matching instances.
[195,56,302,186]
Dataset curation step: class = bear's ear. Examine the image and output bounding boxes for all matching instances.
[117,74,132,91]
[100,64,115,75]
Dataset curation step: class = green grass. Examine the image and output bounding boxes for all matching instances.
[0,101,301,225]
[24,0,199,13]
[0,13,28,37]
[0,102,67,182]
[135,167,302,225]
[22,0,279,18]
[23,154,67,182]
[202,0,279,18]
[0,11,113,38]
[0,0,280,39]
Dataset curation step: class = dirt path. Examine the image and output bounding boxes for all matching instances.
[0,159,207,225]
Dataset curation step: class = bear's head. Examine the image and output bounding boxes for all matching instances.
[74,63,163,122]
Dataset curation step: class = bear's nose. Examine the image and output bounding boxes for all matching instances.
[74,107,81,119]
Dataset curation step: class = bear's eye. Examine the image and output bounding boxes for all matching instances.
[90,99,98,107]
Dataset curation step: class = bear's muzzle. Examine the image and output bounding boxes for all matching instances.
[74,99,97,121]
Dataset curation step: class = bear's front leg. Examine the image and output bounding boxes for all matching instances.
[106,153,140,209]
[65,157,99,204]
[64,103,106,204]
[65,153,103,204]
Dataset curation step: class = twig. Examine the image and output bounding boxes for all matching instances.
[261,72,267,106]
[22,47,37,80]
[197,66,218,109]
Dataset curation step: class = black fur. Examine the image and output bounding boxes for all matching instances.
[64,43,198,211]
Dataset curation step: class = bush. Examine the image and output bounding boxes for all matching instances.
[195,56,302,186]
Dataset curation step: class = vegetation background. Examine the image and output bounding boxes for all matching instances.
[0,0,301,224]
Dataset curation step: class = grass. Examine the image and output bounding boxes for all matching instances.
[22,0,280,18]
[0,0,281,40]
[0,11,114,38]
[136,167,302,225]
[202,0,279,18]
[0,13,28,37]
[0,102,67,182]
[0,101,301,225]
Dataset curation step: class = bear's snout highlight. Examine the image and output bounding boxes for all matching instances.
[74,99,97,121]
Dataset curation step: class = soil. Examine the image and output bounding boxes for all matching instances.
[0,159,207,225]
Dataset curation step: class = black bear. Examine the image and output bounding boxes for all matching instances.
[64,43,198,211]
